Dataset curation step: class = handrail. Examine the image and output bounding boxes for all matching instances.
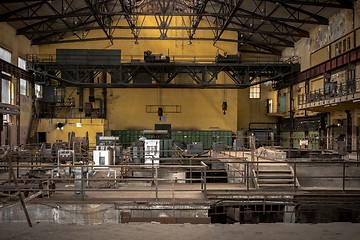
[1,152,360,205]
[298,78,360,105]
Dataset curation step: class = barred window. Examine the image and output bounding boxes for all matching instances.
[249,84,260,99]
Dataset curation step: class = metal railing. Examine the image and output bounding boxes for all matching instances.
[298,79,360,105]
[26,54,290,65]
[1,155,359,203]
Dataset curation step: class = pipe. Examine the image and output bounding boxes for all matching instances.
[248,122,277,130]
[78,87,84,112]
[345,110,352,152]
[99,136,119,141]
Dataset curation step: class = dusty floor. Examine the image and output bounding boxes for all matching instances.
[0,222,359,240]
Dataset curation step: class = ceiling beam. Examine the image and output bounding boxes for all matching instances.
[235,5,309,37]
[15,4,95,34]
[214,0,244,44]
[22,24,306,38]
[190,0,210,38]
[280,2,329,25]
[119,0,138,39]
[335,0,354,8]
[259,0,353,9]
[33,35,289,48]
[0,0,47,21]
[85,0,113,44]
[0,0,43,2]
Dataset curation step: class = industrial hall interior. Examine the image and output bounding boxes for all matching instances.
[1,0,360,227]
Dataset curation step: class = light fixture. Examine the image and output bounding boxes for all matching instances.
[157,88,164,121]
[56,122,65,130]
[187,40,192,45]
[222,76,228,115]
[157,107,163,120]
[337,120,343,127]
[222,101,228,115]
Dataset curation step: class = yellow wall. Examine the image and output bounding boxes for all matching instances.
[237,84,276,131]
[107,88,237,131]
[34,18,278,144]
[38,17,235,60]
[37,118,105,147]
[310,46,329,67]
[310,77,323,91]
[0,23,38,62]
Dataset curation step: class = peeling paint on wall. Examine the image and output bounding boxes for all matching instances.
[354,1,360,28]
[295,38,311,71]
[310,9,354,52]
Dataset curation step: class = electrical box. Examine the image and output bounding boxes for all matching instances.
[144,139,160,165]
[93,149,113,167]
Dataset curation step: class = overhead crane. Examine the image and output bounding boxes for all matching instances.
[28,54,300,89]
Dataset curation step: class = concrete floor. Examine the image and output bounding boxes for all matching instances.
[0,222,359,240]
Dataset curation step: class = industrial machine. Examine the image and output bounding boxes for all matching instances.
[144,50,170,63]
[93,136,121,167]
[144,139,160,165]
[187,142,204,155]
[215,52,241,63]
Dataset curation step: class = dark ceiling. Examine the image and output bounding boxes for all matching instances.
[0,0,355,55]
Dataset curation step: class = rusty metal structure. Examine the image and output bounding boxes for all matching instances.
[0,0,353,55]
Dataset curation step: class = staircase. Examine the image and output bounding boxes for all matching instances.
[252,163,300,189]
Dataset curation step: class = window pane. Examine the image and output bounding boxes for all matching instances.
[249,84,260,99]
[0,47,11,62]
[1,47,12,77]
[18,57,26,70]
[20,79,27,95]
[18,57,28,95]
[3,114,9,123]
[2,79,11,104]
[35,84,42,98]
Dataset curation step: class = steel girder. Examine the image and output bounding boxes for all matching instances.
[30,60,300,89]
[0,0,354,54]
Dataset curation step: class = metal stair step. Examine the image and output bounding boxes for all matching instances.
[258,179,294,183]
[256,169,292,173]
[258,183,296,188]
[257,174,294,179]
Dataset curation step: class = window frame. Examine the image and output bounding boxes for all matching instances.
[249,83,261,99]
[18,57,28,96]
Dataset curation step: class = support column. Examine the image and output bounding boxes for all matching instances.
[345,110,352,152]
[102,71,107,119]
[289,85,295,148]
[15,76,20,145]
[0,71,2,145]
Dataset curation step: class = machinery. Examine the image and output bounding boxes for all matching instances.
[93,136,121,167]
[187,142,204,155]
[215,52,241,63]
[144,139,160,165]
[144,50,170,63]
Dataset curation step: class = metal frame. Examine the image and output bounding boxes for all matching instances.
[0,0,354,55]
[30,59,299,88]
